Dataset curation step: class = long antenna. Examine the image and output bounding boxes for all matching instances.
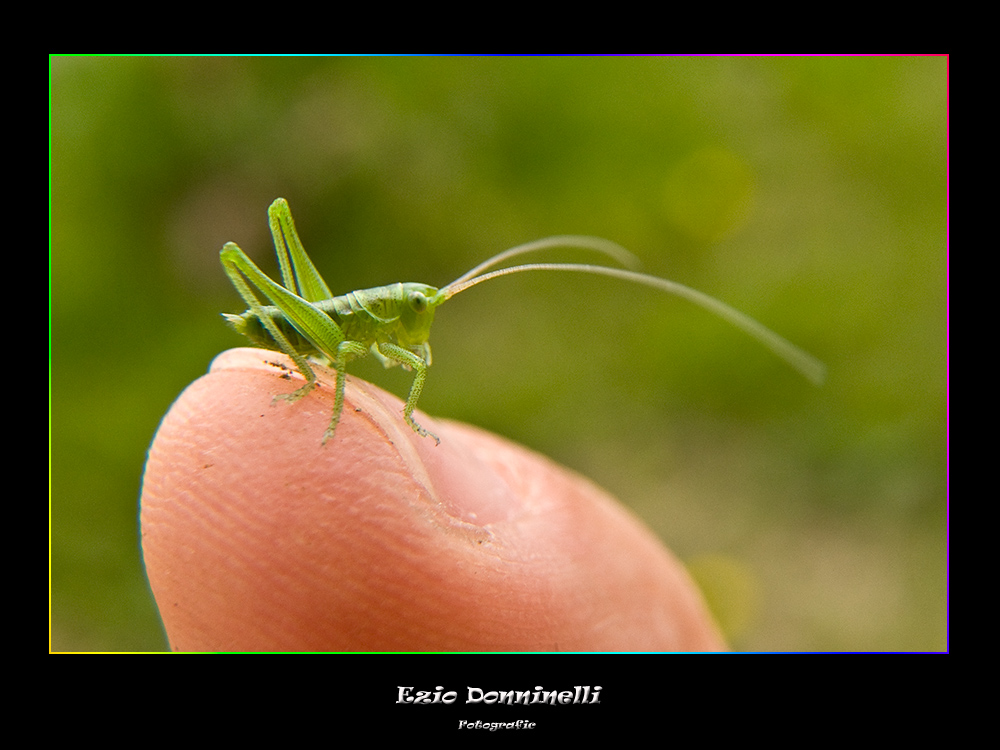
[444,235,641,290]
[440,262,826,386]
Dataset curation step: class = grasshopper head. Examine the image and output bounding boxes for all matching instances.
[395,283,445,349]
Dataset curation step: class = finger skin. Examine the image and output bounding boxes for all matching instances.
[140,348,726,652]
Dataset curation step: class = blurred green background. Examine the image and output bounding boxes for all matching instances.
[50,56,947,652]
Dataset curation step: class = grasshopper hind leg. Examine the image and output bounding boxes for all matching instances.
[269,352,321,405]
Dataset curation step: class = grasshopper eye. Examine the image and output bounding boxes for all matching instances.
[408,290,428,313]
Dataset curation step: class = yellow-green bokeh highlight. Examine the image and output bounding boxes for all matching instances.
[663,148,755,243]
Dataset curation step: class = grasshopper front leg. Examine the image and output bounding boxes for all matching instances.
[376,342,438,445]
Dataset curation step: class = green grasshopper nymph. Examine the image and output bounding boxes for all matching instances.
[221,198,825,445]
